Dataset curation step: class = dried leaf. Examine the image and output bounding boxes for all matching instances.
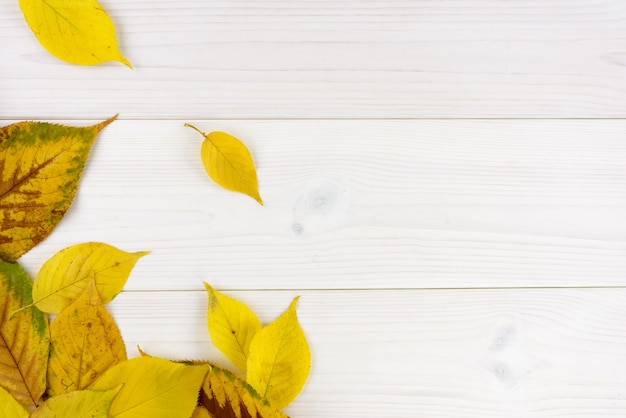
[185,124,263,205]
[0,260,49,406]
[30,387,121,418]
[18,0,131,67]
[200,365,288,418]
[247,297,310,409]
[47,278,127,395]
[204,283,261,371]
[33,242,149,314]
[0,117,115,262]
[90,356,209,418]
[0,386,29,418]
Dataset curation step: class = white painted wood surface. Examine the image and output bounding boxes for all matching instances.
[3,1,626,417]
[3,1,626,118]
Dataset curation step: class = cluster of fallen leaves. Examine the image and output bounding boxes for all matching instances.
[8,2,302,416]
[0,118,307,417]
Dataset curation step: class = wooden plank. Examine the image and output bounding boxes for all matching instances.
[16,119,626,290]
[3,1,626,118]
[109,288,626,417]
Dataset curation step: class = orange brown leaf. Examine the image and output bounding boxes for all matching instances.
[200,365,288,418]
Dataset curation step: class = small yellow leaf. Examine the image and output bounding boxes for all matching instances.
[33,242,149,314]
[47,278,127,395]
[247,297,311,409]
[30,387,121,418]
[200,365,288,418]
[0,386,29,418]
[186,124,263,205]
[18,0,131,67]
[204,283,262,371]
[0,260,49,406]
[0,117,115,263]
[90,356,209,418]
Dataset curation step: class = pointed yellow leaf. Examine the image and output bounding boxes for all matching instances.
[247,297,310,409]
[0,117,115,262]
[33,242,149,314]
[47,278,127,395]
[90,356,209,418]
[30,387,121,418]
[0,386,29,418]
[186,124,263,205]
[200,365,288,418]
[18,0,131,67]
[204,283,262,371]
[0,260,49,406]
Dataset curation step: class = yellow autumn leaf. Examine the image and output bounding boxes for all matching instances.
[47,278,127,395]
[30,387,121,418]
[185,124,263,205]
[247,297,311,409]
[0,386,29,418]
[204,283,262,371]
[18,0,131,67]
[0,117,115,263]
[200,365,288,418]
[32,242,149,314]
[90,356,209,418]
[0,260,49,406]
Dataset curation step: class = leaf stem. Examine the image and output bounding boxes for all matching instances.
[184,123,206,137]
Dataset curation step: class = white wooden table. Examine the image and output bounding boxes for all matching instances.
[2,1,626,416]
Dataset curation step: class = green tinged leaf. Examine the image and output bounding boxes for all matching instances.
[204,283,262,371]
[30,387,121,418]
[0,117,115,262]
[0,260,49,406]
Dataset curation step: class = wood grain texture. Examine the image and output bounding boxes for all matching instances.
[109,288,626,417]
[15,119,626,290]
[3,0,626,118]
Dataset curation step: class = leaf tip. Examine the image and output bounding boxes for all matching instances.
[119,56,133,69]
[134,250,151,259]
[95,115,118,132]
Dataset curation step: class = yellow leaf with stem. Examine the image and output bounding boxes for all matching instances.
[32,242,149,314]
[204,283,261,371]
[185,124,263,205]
[30,387,121,418]
[0,117,115,263]
[47,278,127,395]
[247,297,311,409]
[0,260,49,407]
[90,356,209,418]
[18,0,131,67]
[0,386,29,418]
